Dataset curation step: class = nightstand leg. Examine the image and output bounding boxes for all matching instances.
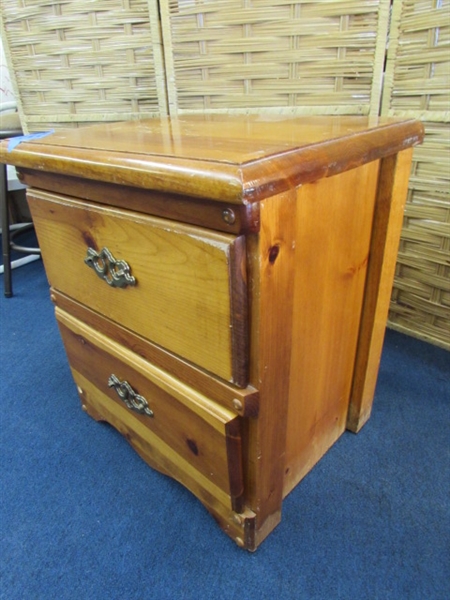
[348,149,414,432]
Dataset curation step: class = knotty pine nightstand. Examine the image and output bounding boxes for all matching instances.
[0,115,423,550]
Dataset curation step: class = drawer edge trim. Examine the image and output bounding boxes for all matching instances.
[56,307,237,431]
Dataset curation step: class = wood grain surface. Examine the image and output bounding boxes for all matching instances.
[56,308,244,505]
[1,114,423,550]
[284,161,380,496]
[29,189,248,385]
[347,149,415,432]
[0,115,423,203]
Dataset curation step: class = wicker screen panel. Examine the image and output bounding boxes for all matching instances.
[389,123,450,349]
[382,0,450,121]
[160,0,390,116]
[382,0,450,349]
[1,0,167,132]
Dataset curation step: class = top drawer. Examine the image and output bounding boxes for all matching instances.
[28,190,248,386]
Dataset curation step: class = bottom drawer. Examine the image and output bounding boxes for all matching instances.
[55,308,245,514]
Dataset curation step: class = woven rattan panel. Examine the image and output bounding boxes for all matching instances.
[1,0,167,132]
[390,123,450,349]
[382,0,449,121]
[160,0,390,116]
[382,0,450,349]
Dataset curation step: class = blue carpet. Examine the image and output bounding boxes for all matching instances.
[1,257,449,600]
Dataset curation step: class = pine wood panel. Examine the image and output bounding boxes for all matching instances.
[284,161,380,496]
[50,290,259,418]
[0,116,423,204]
[245,190,297,546]
[17,169,260,235]
[348,149,416,430]
[56,308,244,507]
[28,189,248,385]
[71,367,253,538]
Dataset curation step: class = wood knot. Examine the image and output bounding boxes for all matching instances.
[268,244,280,264]
[186,439,199,456]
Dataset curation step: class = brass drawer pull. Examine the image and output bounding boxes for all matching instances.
[108,374,154,417]
[84,247,136,288]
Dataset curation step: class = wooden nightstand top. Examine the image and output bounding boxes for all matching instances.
[0,115,423,204]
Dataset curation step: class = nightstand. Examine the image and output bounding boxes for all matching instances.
[0,115,423,550]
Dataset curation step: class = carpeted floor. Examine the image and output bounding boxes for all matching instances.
[1,255,449,600]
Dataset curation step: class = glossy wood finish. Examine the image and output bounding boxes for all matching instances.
[28,189,248,385]
[347,149,415,432]
[17,169,260,235]
[0,115,423,203]
[56,309,245,511]
[50,289,259,418]
[245,190,297,547]
[0,115,423,550]
[284,161,379,496]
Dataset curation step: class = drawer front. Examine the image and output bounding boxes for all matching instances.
[28,190,248,385]
[56,308,245,509]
